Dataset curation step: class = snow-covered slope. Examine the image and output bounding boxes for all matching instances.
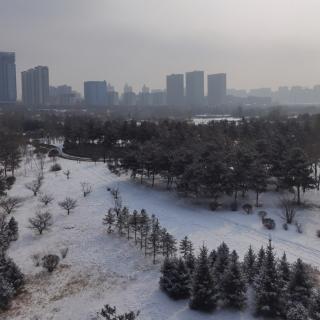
[3,157,320,319]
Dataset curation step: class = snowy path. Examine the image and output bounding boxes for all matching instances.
[3,157,320,319]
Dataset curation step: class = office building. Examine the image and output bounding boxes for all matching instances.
[21,66,49,106]
[84,81,107,106]
[186,71,204,107]
[208,73,227,107]
[151,90,166,106]
[0,52,17,103]
[166,74,184,106]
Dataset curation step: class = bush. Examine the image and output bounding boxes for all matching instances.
[209,201,219,211]
[5,176,16,189]
[242,203,253,214]
[317,230,320,238]
[42,254,60,272]
[283,223,288,231]
[50,163,62,172]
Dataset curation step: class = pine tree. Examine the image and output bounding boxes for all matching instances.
[221,250,247,309]
[103,209,115,233]
[161,230,177,258]
[213,242,230,281]
[159,257,191,300]
[208,249,217,268]
[185,252,196,274]
[254,240,281,317]
[243,245,256,284]
[6,217,18,242]
[148,217,161,264]
[138,209,150,251]
[116,208,126,236]
[0,256,24,290]
[287,258,313,309]
[255,246,265,272]
[0,277,14,310]
[189,245,217,312]
[179,236,193,258]
[278,252,291,286]
[310,289,320,320]
[130,210,140,245]
[122,207,131,240]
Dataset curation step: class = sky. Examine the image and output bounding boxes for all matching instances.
[1,0,320,96]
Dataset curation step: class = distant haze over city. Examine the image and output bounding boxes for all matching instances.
[1,0,320,96]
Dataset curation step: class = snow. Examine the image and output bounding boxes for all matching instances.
[2,155,320,319]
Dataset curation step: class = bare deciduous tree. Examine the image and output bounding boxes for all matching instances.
[81,182,93,197]
[279,196,297,224]
[28,211,53,235]
[38,193,54,206]
[0,196,23,215]
[59,197,77,215]
[25,174,43,196]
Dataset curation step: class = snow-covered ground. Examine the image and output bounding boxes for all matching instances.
[3,156,320,319]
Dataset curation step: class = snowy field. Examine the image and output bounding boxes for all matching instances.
[3,156,320,320]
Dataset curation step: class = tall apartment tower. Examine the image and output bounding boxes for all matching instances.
[166,74,184,106]
[186,71,204,107]
[207,73,227,107]
[84,81,108,106]
[21,66,49,106]
[0,52,17,103]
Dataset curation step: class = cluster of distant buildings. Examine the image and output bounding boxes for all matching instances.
[83,71,226,108]
[1,51,320,108]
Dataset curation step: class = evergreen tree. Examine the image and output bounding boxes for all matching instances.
[159,257,191,300]
[185,252,196,274]
[0,277,14,310]
[254,240,281,317]
[208,249,217,268]
[103,209,115,233]
[189,245,217,312]
[281,148,315,205]
[243,245,256,284]
[255,246,265,272]
[130,210,140,245]
[116,209,126,236]
[287,258,313,309]
[213,242,230,281]
[161,229,177,258]
[278,252,291,286]
[221,250,247,309]
[148,217,161,264]
[179,236,193,258]
[138,209,149,251]
[310,289,320,320]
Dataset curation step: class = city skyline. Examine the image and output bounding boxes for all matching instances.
[2,0,320,96]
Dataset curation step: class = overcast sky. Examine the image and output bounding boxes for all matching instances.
[1,0,320,95]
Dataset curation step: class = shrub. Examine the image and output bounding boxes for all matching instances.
[42,254,60,272]
[283,223,288,231]
[209,201,219,211]
[317,230,320,238]
[5,176,16,189]
[50,163,62,172]
[242,203,253,214]
[31,253,41,267]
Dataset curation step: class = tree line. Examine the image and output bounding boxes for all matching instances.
[61,116,320,207]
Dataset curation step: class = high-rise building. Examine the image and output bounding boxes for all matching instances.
[186,71,204,107]
[21,66,49,106]
[208,73,227,107]
[0,52,17,103]
[84,81,107,106]
[166,74,184,106]
[122,84,136,106]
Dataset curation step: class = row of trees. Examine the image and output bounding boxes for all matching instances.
[160,238,320,320]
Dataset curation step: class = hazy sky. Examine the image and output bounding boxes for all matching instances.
[1,0,320,95]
